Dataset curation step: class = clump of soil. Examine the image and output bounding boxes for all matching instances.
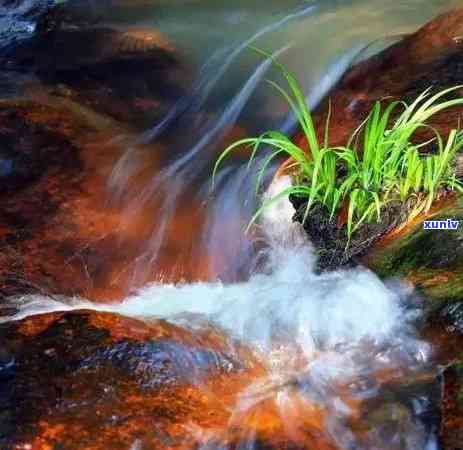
[290,195,412,271]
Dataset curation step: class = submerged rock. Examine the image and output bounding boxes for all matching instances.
[0,2,192,300]
[0,0,54,48]
[35,0,164,31]
[2,24,189,128]
[0,97,159,301]
[1,0,190,128]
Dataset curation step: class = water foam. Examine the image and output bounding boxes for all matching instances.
[1,178,418,350]
[2,177,427,369]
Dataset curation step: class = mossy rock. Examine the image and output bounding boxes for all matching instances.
[292,196,411,272]
[365,196,463,307]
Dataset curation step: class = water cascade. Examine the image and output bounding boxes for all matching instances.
[2,176,440,449]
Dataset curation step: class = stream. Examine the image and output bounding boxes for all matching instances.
[1,1,463,449]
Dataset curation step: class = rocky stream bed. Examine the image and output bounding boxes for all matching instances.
[1,2,463,449]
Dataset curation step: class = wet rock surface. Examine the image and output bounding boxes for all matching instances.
[0,1,193,301]
[0,99,85,299]
[441,363,463,450]
[312,8,463,147]
[441,303,463,335]
[2,24,189,128]
[0,101,81,193]
[0,310,262,450]
[291,198,410,271]
[0,98,132,300]
[0,307,443,450]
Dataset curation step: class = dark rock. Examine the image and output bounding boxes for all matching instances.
[0,104,81,194]
[293,199,410,271]
[0,99,85,299]
[0,310,260,449]
[6,26,177,72]
[2,21,190,128]
[440,363,463,449]
[78,340,240,389]
[0,97,136,300]
[35,0,164,32]
[440,303,463,334]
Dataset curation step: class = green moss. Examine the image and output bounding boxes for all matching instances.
[366,198,463,305]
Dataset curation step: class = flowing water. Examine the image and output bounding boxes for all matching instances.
[2,0,463,448]
[2,177,439,449]
[105,0,463,284]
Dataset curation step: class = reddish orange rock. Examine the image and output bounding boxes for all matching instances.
[0,310,268,450]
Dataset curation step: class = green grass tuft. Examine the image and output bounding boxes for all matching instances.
[213,52,463,246]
